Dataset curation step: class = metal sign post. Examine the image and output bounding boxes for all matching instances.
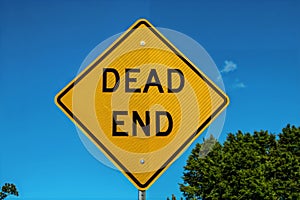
[138,190,146,200]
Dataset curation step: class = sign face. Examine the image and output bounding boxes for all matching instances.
[55,19,229,190]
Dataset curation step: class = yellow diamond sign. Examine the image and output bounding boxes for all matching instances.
[55,19,229,190]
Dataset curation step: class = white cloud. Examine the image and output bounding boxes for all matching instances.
[221,60,237,73]
[233,82,246,89]
[219,60,246,90]
[216,75,222,82]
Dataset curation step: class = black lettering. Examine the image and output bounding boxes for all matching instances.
[132,111,150,136]
[125,68,141,93]
[143,69,164,93]
[168,69,184,93]
[103,68,120,92]
[112,111,128,136]
[156,111,173,136]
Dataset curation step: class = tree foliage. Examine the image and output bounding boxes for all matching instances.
[0,183,18,200]
[167,194,184,200]
[180,125,300,199]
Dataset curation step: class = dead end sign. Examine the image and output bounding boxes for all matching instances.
[55,19,229,190]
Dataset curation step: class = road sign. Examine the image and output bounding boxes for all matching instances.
[55,19,229,190]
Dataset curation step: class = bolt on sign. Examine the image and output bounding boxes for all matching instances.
[55,19,229,190]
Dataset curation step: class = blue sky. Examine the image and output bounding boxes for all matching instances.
[1,0,299,199]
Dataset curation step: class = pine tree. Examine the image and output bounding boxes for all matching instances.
[180,125,300,199]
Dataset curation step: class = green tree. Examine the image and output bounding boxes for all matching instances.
[180,125,300,199]
[270,125,300,199]
[166,194,184,200]
[0,183,18,200]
